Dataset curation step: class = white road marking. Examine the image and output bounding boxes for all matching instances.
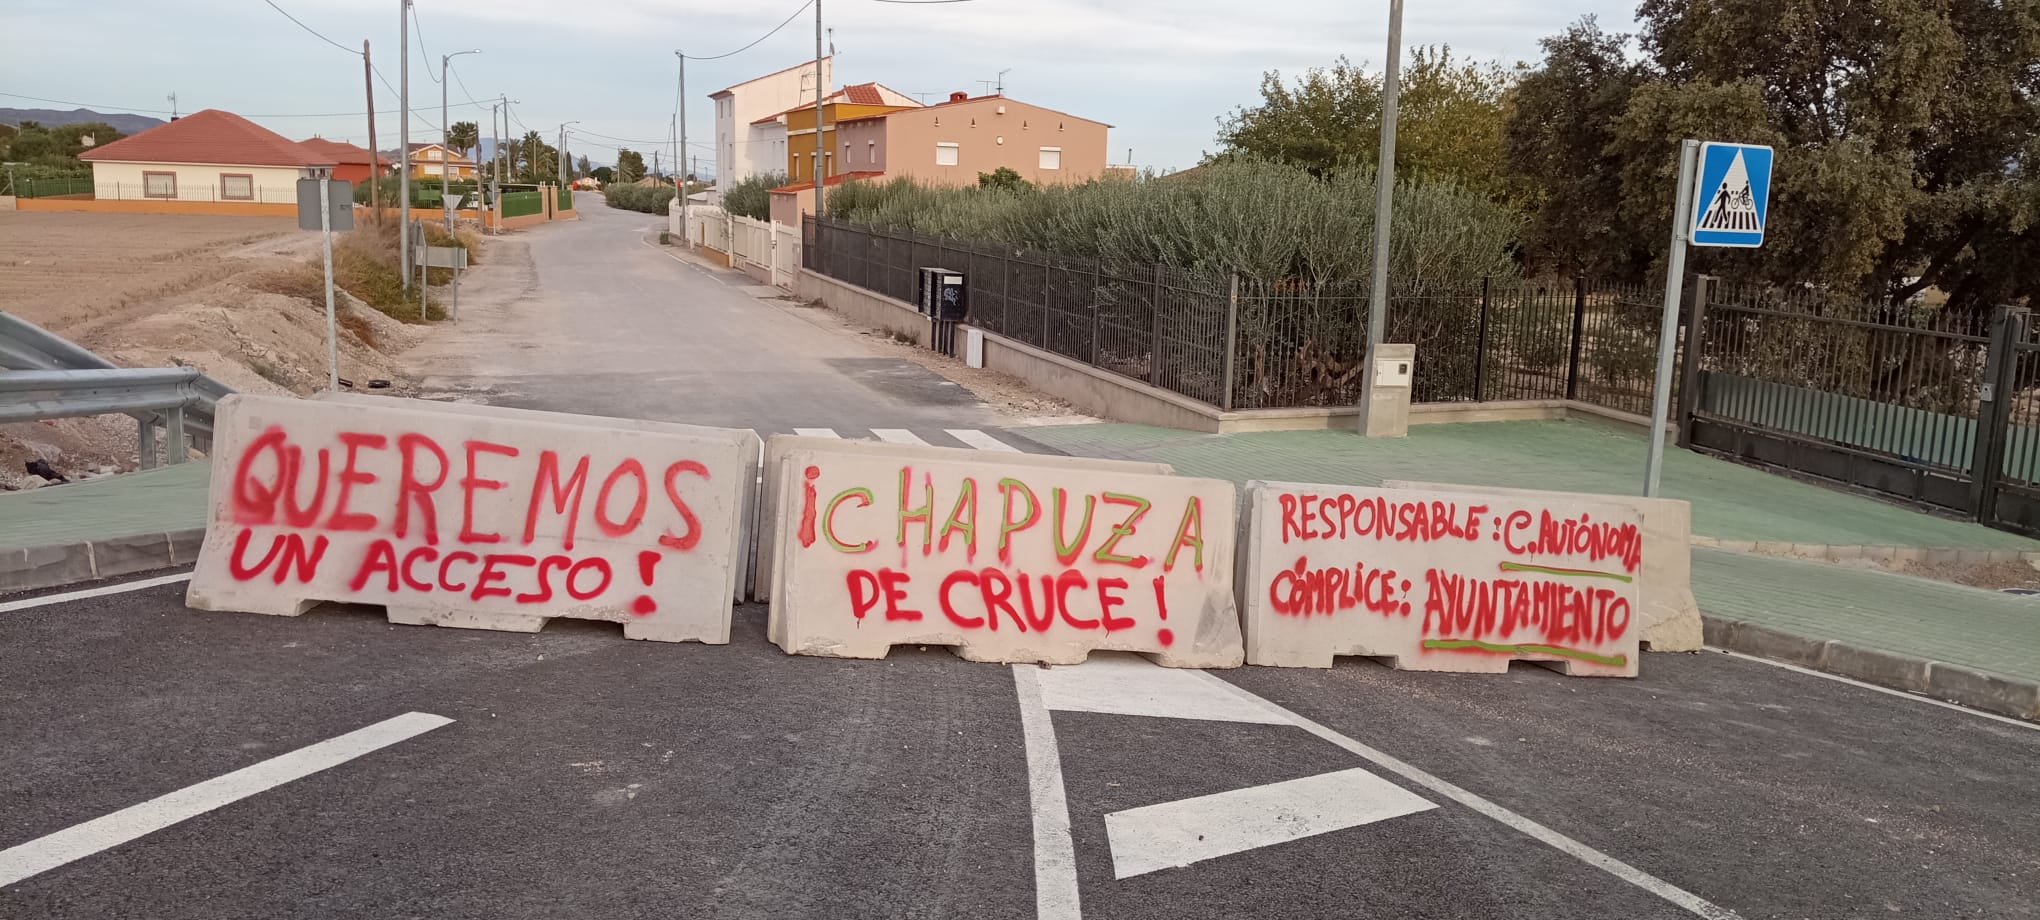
[871,428,929,446]
[792,427,842,439]
[0,712,452,888]
[1188,671,1743,920]
[0,571,193,614]
[1035,653,1287,724]
[1709,648,2040,732]
[947,428,1021,452]
[1105,767,1436,879]
[1013,665,1082,920]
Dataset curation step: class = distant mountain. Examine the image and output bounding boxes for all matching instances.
[0,107,167,135]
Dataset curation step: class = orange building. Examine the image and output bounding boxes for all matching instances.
[835,92,1111,188]
[758,83,919,183]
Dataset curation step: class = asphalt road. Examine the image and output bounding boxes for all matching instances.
[4,205,2037,919]
[2,574,2035,919]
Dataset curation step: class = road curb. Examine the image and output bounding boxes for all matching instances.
[1703,614,2040,721]
[0,529,204,595]
[1691,535,2040,567]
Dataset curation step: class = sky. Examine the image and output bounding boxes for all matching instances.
[0,0,1640,174]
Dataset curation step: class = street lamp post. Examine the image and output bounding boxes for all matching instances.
[441,49,481,232]
[558,120,580,197]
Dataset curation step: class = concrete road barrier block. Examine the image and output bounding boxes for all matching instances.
[188,393,757,642]
[1240,481,1644,677]
[767,444,1239,667]
[316,392,761,601]
[1384,480,1702,652]
[753,434,1169,606]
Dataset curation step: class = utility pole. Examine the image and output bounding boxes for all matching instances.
[676,51,688,239]
[1357,0,1404,437]
[362,40,380,224]
[813,0,825,216]
[399,0,412,293]
[442,49,481,232]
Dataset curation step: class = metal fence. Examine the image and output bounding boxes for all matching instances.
[806,217,1672,414]
[13,177,95,198]
[73,183,303,203]
[501,190,544,218]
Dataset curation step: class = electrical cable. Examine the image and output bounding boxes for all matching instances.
[260,0,359,55]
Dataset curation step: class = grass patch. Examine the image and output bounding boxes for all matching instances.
[247,356,294,388]
[248,221,460,323]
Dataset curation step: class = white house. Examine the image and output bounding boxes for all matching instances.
[77,108,333,204]
[710,57,832,196]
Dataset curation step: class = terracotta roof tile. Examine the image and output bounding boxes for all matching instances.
[298,137,390,168]
[80,109,335,168]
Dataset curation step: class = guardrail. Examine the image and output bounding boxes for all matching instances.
[0,368,212,467]
[1,310,234,467]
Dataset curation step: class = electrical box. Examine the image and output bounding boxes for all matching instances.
[1373,356,1413,388]
[935,272,967,320]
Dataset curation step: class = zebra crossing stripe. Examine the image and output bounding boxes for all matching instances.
[793,428,842,438]
[870,429,930,446]
[947,428,1020,452]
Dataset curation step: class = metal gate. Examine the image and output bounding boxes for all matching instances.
[1676,276,2037,534]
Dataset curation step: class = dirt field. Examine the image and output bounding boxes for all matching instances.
[0,210,523,488]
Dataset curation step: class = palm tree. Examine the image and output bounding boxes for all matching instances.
[446,121,478,160]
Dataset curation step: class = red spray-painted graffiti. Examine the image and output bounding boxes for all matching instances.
[1263,487,1643,669]
[224,425,713,614]
[793,463,1210,647]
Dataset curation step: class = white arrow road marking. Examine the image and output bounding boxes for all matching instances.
[1105,767,1436,879]
[1034,653,1287,724]
[0,712,454,889]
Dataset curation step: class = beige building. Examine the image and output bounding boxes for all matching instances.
[78,108,333,204]
[835,92,1110,187]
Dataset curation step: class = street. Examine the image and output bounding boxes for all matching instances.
[5,207,2038,920]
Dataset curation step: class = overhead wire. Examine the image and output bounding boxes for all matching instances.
[686,0,816,61]
[260,0,359,55]
[410,4,440,83]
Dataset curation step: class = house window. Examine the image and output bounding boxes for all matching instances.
[935,142,959,166]
[867,140,876,163]
[220,173,254,200]
[1039,147,1061,170]
[143,171,176,198]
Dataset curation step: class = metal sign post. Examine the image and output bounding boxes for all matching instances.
[1644,141,1700,497]
[1644,139,1774,496]
[296,173,352,392]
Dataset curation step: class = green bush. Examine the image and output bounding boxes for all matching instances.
[723,172,787,221]
[603,183,677,214]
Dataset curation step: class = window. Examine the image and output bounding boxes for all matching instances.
[935,142,959,166]
[867,140,876,163]
[220,173,254,200]
[1039,147,1061,170]
[142,171,176,198]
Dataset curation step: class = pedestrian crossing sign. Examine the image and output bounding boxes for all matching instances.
[1689,141,1773,248]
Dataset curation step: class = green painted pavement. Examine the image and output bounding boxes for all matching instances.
[1022,419,2040,684]
[1694,548,2040,682]
[0,461,210,549]
[1022,419,2040,550]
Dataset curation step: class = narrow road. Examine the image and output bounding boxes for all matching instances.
[407,194,1010,441]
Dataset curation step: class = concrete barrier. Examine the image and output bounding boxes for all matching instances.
[752,434,1169,604]
[768,444,1240,667]
[1384,480,1701,651]
[187,394,756,643]
[1239,481,1643,676]
[314,393,761,601]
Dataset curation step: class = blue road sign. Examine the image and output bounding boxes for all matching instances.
[1689,142,1772,248]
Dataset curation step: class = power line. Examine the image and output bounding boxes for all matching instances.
[410,4,440,83]
[260,0,360,56]
[687,0,815,61]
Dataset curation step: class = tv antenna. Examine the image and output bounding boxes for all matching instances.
[166,92,179,119]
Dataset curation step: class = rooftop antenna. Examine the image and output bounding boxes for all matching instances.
[996,68,1010,94]
[976,80,996,95]
[166,92,179,119]
[827,27,835,56]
